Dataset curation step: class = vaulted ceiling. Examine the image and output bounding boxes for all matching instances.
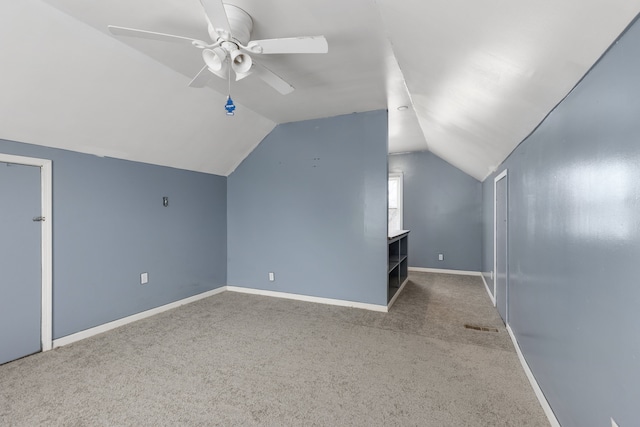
[1,1,639,180]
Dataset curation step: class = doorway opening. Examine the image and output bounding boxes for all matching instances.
[494,169,508,324]
[0,153,53,359]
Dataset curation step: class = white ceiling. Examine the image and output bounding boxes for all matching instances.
[1,1,639,179]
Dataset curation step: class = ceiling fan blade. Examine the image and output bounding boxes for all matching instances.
[250,36,328,54]
[199,0,231,35]
[108,25,201,45]
[188,65,213,88]
[252,62,294,95]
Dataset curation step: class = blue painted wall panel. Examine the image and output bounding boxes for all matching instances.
[482,17,640,427]
[0,139,227,339]
[389,151,482,271]
[227,111,388,306]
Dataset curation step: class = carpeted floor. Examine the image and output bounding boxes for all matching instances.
[0,272,550,426]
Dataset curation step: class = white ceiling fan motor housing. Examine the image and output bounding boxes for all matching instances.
[208,4,253,46]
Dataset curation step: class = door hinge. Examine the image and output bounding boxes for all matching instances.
[32,216,45,222]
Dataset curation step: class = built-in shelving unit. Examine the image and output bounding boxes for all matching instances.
[388,230,409,308]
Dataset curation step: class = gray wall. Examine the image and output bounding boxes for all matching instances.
[0,139,227,339]
[481,16,640,427]
[389,151,482,271]
[227,111,389,306]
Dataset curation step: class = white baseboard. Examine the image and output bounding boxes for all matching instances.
[227,286,388,312]
[53,285,389,349]
[409,267,481,276]
[480,273,496,306]
[506,325,560,427]
[52,287,226,348]
[387,277,409,310]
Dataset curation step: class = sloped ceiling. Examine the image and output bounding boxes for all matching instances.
[377,0,640,179]
[1,1,639,179]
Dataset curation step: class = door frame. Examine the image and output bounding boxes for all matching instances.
[0,153,52,352]
[493,169,508,318]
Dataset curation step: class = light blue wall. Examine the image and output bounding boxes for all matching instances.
[481,16,640,427]
[0,139,227,339]
[227,111,388,306]
[389,151,482,271]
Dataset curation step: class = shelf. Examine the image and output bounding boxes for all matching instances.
[388,272,400,289]
[388,229,410,240]
[388,284,400,301]
[388,254,408,273]
[388,231,409,307]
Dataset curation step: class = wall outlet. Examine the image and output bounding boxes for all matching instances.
[611,418,619,427]
[140,272,149,285]
[438,253,444,261]
[268,272,275,282]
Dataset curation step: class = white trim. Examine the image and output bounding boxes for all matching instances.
[227,286,388,312]
[480,273,496,305]
[52,288,226,348]
[408,267,481,276]
[0,153,53,352]
[387,277,409,309]
[506,325,560,427]
[41,160,52,351]
[494,169,508,310]
[52,285,389,349]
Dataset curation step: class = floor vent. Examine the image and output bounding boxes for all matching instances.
[464,324,499,332]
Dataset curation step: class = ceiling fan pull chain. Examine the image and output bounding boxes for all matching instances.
[225,58,236,116]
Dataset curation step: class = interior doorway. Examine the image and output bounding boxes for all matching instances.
[494,169,508,324]
[0,153,52,364]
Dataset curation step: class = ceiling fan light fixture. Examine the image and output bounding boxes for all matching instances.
[203,47,227,71]
[235,70,252,81]
[208,64,228,79]
[231,50,252,74]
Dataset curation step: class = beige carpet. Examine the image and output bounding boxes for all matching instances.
[0,272,550,426]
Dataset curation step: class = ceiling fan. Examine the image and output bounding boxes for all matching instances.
[107,0,328,96]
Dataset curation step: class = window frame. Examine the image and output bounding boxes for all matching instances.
[388,172,404,231]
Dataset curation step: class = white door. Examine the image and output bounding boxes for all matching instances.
[0,161,42,364]
[494,171,508,324]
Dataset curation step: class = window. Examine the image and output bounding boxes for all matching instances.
[388,173,403,232]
